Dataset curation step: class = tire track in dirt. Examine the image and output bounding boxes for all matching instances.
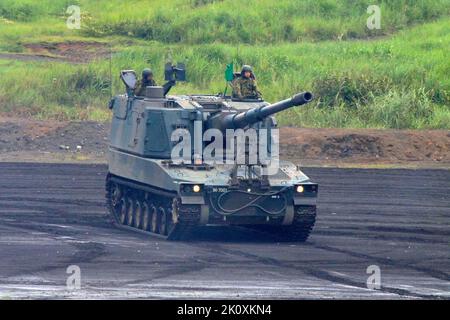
[190,243,443,299]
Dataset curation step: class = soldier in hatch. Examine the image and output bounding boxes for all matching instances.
[232,65,262,99]
[134,68,157,96]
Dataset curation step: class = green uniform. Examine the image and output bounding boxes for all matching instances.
[135,78,157,96]
[232,77,261,99]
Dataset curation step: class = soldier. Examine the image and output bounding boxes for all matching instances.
[232,65,262,99]
[134,68,157,96]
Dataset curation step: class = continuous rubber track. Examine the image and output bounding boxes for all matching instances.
[275,206,317,242]
[249,206,316,242]
[105,174,198,241]
[106,173,317,242]
[0,162,448,299]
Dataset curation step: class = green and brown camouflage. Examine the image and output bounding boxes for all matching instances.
[134,78,158,96]
[232,77,261,99]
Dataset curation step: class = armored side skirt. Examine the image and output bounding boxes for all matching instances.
[108,148,177,192]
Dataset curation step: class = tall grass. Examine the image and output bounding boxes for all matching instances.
[280,89,450,129]
[0,0,448,127]
[1,0,449,44]
[0,0,74,21]
[80,0,450,43]
[0,19,448,127]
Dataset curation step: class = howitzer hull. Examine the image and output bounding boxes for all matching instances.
[106,148,317,241]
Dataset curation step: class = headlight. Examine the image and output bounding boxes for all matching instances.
[295,184,318,195]
[180,184,203,195]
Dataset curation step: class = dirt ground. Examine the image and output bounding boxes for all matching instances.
[0,163,448,299]
[0,117,449,168]
[280,127,450,168]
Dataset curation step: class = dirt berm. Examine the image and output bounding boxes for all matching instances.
[0,117,448,168]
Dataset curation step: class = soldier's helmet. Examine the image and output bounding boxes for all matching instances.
[142,68,153,79]
[241,65,255,79]
[241,65,253,73]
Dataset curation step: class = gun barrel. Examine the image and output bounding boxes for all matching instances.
[229,91,313,129]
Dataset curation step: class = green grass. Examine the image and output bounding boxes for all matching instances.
[0,0,449,127]
[83,0,450,43]
[1,0,449,45]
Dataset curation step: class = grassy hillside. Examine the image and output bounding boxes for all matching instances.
[0,0,449,128]
[1,0,449,43]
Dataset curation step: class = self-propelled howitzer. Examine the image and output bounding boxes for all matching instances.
[105,69,318,240]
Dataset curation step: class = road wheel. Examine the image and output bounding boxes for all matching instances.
[118,198,127,225]
[126,197,134,226]
[133,200,143,229]
[141,202,150,231]
[150,205,158,233]
[167,199,179,235]
[159,207,167,236]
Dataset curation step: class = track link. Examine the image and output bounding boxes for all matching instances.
[277,206,317,242]
[250,206,316,242]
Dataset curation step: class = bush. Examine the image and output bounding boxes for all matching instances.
[358,89,436,129]
[277,85,450,129]
[313,73,393,109]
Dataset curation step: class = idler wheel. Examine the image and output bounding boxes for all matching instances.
[110,183,122,207]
